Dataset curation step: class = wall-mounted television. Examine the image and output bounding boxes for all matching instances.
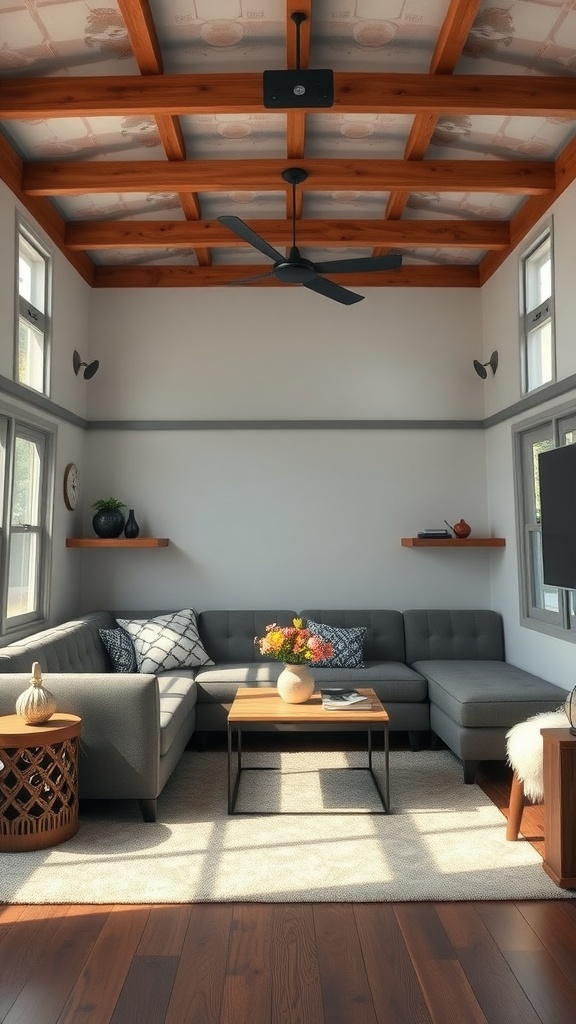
[539,443,576,590]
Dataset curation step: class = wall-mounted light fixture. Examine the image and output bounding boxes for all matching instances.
[73,349,99,380]
[473,350,498,379]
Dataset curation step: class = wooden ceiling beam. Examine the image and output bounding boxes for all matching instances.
[116,0,210,266]
[0,131,94,284]
[23,158,554,196]
[116,0,162,74]
[65,218,510,250]
[92,264,480,288]
[378,0,481,249]
[3,73,576,118]
[479,130,576,285]
[429,0,482,75]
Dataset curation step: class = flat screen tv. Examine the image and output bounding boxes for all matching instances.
[539,443,576,590]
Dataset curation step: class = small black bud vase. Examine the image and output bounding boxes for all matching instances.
[124,509,140,539]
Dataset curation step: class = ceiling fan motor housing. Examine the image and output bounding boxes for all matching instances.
[263,69,334,108]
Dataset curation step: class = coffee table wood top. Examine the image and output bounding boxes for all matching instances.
[228,687,388,724]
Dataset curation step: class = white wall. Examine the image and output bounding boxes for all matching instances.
[482,180,576,685]
[78,285,494,611]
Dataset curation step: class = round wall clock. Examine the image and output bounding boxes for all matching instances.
[63,463,80,510]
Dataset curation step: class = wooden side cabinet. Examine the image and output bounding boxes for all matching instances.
[542,727,576,889]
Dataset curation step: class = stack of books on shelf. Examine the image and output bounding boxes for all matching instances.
[417,528,452,538]
[320,688,372,710]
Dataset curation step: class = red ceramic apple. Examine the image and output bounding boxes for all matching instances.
[452,519,471,538]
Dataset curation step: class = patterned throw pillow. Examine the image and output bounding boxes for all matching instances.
[99,627,138,673]
[306,620,367,668]
[115,609,214,675]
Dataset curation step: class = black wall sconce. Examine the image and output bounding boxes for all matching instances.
[73,350,99,380]
[473,350,498,379]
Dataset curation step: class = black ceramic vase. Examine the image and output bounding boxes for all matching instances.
[92,509,125,538]
[124,509,140,539]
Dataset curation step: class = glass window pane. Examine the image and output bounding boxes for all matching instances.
[526,238,551,309]
[530,436,554,523]
[526,321,553,391]
[19,237,45,312]
[12,436,41,527]
[7,532,38,618]
[529,530,560,613]
[18,317,45,391]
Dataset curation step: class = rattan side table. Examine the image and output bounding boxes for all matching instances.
[0,713,81,852]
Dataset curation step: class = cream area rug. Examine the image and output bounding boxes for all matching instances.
[1,749,572,904]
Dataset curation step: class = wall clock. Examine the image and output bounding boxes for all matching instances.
[63,463,80,510]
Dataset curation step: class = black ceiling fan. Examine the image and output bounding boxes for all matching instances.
[217,168,402,305]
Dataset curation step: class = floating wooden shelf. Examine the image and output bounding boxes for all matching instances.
[401,537,506,548]
[66,538,169,548]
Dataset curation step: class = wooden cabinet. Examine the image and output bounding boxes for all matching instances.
[542,727,576,889]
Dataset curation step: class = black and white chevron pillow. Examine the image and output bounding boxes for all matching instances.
[116,609,214,675]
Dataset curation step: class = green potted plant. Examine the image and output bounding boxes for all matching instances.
[91,497,126,538]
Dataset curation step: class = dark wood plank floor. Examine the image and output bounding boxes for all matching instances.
[1,740,574,1024]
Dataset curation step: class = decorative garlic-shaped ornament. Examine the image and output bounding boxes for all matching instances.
[15,661,56,724]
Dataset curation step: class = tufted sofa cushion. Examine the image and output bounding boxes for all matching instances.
[403,609,505,663]
[0,612,115,673]
[197,610,298,663]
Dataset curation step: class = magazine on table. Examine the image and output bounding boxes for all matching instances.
[320,688,372,710]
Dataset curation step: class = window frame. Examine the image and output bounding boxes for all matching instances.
[0,403,55,639]
[15,216,53,397]
[519,222,556,396]
[514,400,576,641]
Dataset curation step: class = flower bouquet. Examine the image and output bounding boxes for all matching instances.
[255,618,333,665]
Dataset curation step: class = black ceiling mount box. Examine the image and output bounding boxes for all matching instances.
[263,69,334,108]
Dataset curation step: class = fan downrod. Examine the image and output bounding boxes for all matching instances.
[281,167,308,186]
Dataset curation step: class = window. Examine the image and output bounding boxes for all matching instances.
[16,220,52,395]
[520,227,555,394]
[515,404,576,637]
[0,408,54,636]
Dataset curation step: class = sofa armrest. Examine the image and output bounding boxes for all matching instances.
[0,673,161,800]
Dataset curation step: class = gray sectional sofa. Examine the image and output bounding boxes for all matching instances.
[0,607,566,819]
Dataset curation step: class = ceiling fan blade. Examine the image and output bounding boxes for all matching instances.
[217,215,284,263]
[303,276,364,305]
[313,254,403,274]
[226,270,275,285]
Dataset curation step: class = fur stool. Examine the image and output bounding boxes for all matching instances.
[505,708,568,840]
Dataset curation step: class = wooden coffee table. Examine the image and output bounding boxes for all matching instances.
[226,687,390,815]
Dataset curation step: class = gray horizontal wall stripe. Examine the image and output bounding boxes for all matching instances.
[87,419,483,430]
[4,373,576,434]
[0,374,87,429]
[483,373,576,429]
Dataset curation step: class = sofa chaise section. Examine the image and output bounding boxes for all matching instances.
[403,609,566,781]
[0,612,197,821]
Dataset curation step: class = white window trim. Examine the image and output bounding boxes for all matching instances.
[15,215,53,397]
[519,221,556,397]
[513,398,576,642]
[0,401,55,640]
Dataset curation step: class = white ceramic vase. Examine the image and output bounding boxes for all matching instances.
[15,661,56,724]
[277,663,315,704]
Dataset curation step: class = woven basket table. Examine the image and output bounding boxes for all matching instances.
[0,713,81,852]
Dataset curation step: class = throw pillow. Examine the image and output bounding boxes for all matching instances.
[116,609,214,674]
[306,620,367,668]
[99,627,138,673]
